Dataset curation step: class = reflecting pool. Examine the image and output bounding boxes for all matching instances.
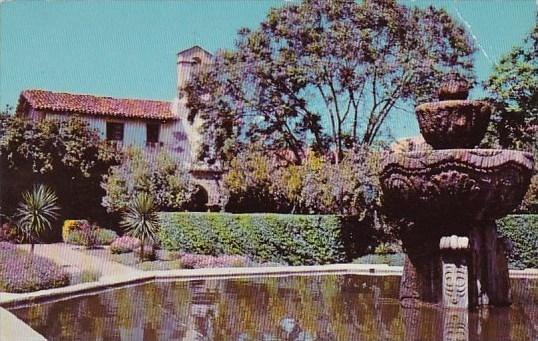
[9,275,538,341]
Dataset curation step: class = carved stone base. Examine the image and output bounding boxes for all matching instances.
[469,224,511,306]
[399,223,511,309]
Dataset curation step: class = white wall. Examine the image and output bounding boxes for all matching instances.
[43,111,193,165]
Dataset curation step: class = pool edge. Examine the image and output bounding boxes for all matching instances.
[1,264,537,309]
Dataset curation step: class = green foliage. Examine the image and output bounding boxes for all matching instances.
[484,22,537,150]
[521,172,538,213]
[101,147,195,213]
[121,193,160,262]
[16,185,60,252]
[62,219,88,242]
[0,113,120,228]
[65,227,117,246]
[78,268,101,283]
[157,212,380,265]
[353,253,405,267]
[95,228,118,245]
[483,23,538,213]
[497,214,538,269]
[185,0,476,164]
[224,145,382,215]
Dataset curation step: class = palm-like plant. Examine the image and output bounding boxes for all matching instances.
[120,192,159,262]
[16,184,61,253]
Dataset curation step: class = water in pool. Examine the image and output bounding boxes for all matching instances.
[9,275,538,341]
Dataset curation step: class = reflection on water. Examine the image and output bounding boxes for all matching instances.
[9,275,538,341]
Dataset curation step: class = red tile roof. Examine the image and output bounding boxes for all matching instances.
[19,89,175,120]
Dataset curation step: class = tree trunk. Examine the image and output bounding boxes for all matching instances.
[140,238,145,262]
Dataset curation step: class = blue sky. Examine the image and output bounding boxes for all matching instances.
[1,0,536,138]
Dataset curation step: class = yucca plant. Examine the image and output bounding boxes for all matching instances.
[16,184,61,253]
[120,192,159,262]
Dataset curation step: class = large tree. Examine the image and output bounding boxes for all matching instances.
[0,113,120,228]
[185,0,476,164]
[484,22,537,150]
[484,22,538,212]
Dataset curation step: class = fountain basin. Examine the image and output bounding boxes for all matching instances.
[380,149,534,224]
[416,100,491,149]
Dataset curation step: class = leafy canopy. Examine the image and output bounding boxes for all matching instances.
[484,22,537,213]
[185,0,476,164]
[485,22,537,150]
[0,113,120,223]
[101,148,196,213]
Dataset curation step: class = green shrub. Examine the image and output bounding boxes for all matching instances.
[65,227,118,246]
[497,214,538,269]
[353,253,405,266]
[96,229,118,245]
[62,220,88,242]
[65,230,85,245]
[79,268,101,283]
[158,212,355,265]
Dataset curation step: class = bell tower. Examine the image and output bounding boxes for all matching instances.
[171,46,213,157]
[172,46,223,211]
[174,46,213,114]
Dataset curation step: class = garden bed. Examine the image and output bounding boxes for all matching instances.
[82,246,277,271]
[0,242,69,293]
[84,248,183,271]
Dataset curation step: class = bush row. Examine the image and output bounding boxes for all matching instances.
[157,212,381,266]
[497,214,538,269]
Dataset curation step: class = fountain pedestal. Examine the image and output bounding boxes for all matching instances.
[398,223,516,309]
[380,80,534,309]
[440,235,471,308]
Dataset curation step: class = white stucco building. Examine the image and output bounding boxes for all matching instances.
[16,46,222,209]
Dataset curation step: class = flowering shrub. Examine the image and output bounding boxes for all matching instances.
[180,253,248,269]
[62,220,88,242]
[0,223,24,243]
[0,241,16,251]
[78,222,99,249]
[110,236,141,254]
[0,242,69,292]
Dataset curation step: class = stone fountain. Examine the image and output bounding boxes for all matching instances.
[380,79,534,309]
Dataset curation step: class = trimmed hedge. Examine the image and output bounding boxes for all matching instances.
[157,212,362,265]
[497,214,538,269]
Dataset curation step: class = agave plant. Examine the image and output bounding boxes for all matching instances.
[16,184,61,253]
[120,192,159,262]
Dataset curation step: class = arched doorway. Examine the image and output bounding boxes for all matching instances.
[188,185,209,212]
